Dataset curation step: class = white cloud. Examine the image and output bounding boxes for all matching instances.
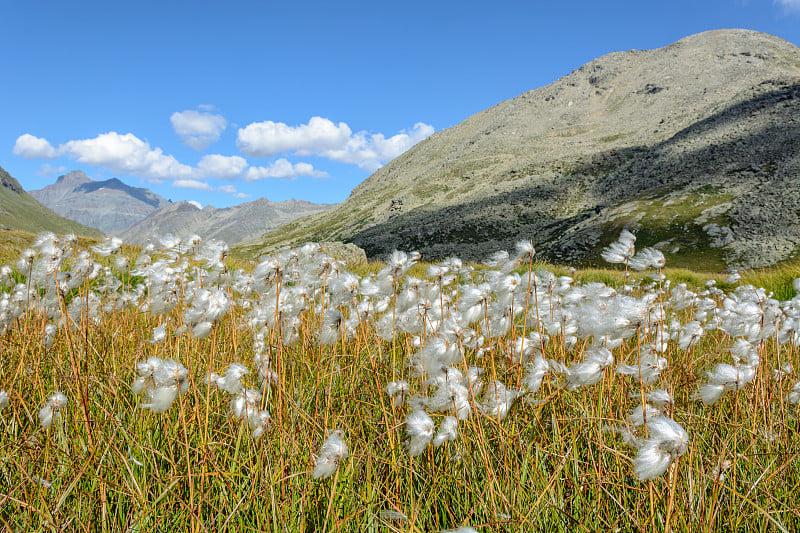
[321,122,435,171]
[187,200,203,209]
[236,117,434,171]
[173,179,213,191]
[216,184,249,199]
[197,154,248,179]
[775,0,800,10]
[61,132,195,182]
[243,158,328,181]
[237,116,352,157]
[13,134,59,159]
[170,109,227,150]
[36,163,68,177]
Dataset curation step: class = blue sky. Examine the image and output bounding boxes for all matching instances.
[2,1,799,208]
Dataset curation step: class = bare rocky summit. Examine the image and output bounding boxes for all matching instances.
[30,171,170,233]
[117,197,335,246]
[237,29,800,269]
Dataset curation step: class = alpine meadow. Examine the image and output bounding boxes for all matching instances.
[0,230,798,531]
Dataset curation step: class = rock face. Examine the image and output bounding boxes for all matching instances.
[0,166,103,237]
[319,242,368,266]
[117,197,335,246]
[237,29,800,269]
[30,171,171,233]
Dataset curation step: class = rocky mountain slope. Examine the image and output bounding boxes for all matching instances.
[0,166,103,238]
[30,171,171,233]
[236,29,800,270]
[117,197,335,246]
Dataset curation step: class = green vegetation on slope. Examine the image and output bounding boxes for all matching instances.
[0,167,103,238]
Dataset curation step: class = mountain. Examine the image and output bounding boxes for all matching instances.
[30,171,171,233]
[235,29,800,270]
[117,197,336,246]
[0,166,103,238]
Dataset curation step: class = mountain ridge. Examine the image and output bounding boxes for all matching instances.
[117,197,336,246]
[30,171,171,233]
[235,29,800,269]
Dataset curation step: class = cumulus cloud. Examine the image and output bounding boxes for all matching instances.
[243,158,328,181]
[13,130,325,185]
[173,179,213,191]
[322,122,435,171]
[13,134,59,159]
[61,132,195,182]
[237,116,352,157]
[236,117,434,171]
[36,163,68,177]
[196,154,248,179]
[170,109,227,150]
[187,200,203,209]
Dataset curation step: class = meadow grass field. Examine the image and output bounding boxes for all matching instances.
[0,229,798,532]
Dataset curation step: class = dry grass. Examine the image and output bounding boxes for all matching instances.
[0,235,798,531]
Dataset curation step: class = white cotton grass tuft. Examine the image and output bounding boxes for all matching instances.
[132,356,162,394]
[696,363,756,404]
[566,346,614,390]
[141,386,180,414]
[633,416,688,480]
[386,381,410,408]
[523,356,549,394]
[626,403,663,427]
[725,271,741,285]
[405,409,435,456]
[206,362,249,394]
[429,374,471,420]
[433,416,459,447]
[38,391,68,428]
[601,229,636,265]
[481,380,522,420]
[248,409,272,440]
[629,247,665,271]
[230,388,262,419]
[616,347,668,385]
[134,358,189,413]
[91,236,123,257]
[677,321,704,350]
[312,429,349,479]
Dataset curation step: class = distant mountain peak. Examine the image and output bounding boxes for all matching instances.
[55,170,91,186]
[30,172,170,233]
[118,197,336,246]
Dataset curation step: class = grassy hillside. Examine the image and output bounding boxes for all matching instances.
[0,166,103,238]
